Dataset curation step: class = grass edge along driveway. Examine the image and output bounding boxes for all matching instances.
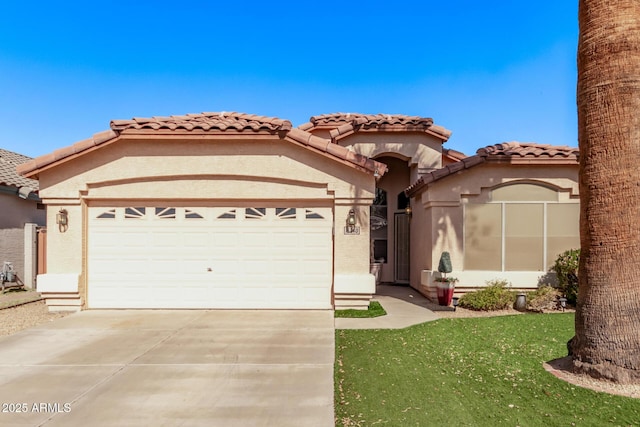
[335,313,640,427]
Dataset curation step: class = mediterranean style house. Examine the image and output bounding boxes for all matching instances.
[17,112,579,311]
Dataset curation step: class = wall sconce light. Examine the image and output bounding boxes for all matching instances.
[56,209,68,232]
[345,208,360,235]
[405,206,412,218]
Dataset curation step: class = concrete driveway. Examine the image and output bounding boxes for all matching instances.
[0,310,335,426]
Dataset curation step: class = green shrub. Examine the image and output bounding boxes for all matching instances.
[458,279,516,311]
[551,248,579,305]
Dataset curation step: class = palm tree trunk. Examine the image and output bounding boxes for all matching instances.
[574,0,640,384]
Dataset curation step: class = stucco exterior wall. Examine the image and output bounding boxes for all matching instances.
[419,164,579,205]
[36,136,376,309]
[410,162,579,297]
[336,133,443,182]
[409,193,430,287]
[44,204,83,274]
[0,192,45,229]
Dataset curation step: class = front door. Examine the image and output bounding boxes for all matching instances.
[394,212,410,283]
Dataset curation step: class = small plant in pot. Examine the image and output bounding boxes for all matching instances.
[434,252,458,305]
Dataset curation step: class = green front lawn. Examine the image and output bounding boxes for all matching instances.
[335,314,640,426]
[335,301,387,318]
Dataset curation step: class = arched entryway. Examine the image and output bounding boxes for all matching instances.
[370,156,411,284]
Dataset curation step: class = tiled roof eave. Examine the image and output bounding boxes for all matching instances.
[484,156,579,165]
[18,130,119,178]
[330,127,451,144]
[286,128,388,177]
[405,156,486,197]
[303,113,452,142]
[18,113,388,180]
[117,128,287,138]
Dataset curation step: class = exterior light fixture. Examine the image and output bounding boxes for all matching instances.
[405,206,412,218]
[56,209,68,226]
[452,296,459,311]
[56,209,69,232]
[559,297,567,312]
[345,209,360,235]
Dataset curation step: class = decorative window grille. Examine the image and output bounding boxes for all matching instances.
[245,208,266,219]
[96,209,116,219]
[305,209,324,220]
[155,207,176,219]
[276,208,296,219]
[124,207,146,219]
[217,209,236,219]
[185,209,204,219]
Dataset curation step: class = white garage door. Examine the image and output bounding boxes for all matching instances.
[87,206,333,309]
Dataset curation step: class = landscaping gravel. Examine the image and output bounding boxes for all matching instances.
[0,297,71,337]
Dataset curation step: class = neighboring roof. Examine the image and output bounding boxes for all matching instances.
[299,113,452,143]
[405,142,579,197]
[18,112,388,178]
[0,148,39,191]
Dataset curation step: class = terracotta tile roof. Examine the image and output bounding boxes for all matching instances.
[442,148,467,159]
[111,112,292,133]
[405,142,579,197]
[18,112,387,178]
[304,113,435,128]
[0,148,38,191]
[442,148,468,163]
[299,113,452,142]
[477,142,579,160]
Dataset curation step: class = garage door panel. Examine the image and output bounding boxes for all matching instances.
[241,232,271,248]
[150,232,184,248]
[299,232,330,249]
[116,232,150,248]
[94,258,154,276]
[213,232,239,248]
[88,206,332,309]
[179,259,210,274]
[179,232,208,248]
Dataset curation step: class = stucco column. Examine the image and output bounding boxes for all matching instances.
[23,223,38,289]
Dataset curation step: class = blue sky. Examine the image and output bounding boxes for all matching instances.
[0,1,578,158]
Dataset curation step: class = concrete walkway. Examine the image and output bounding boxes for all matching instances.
[335,284,445,329]
[0,310,334,427]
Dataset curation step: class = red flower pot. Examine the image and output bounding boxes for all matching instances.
[436,282,455,306]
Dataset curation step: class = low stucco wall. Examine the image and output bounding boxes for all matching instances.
[417,269,558,301]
